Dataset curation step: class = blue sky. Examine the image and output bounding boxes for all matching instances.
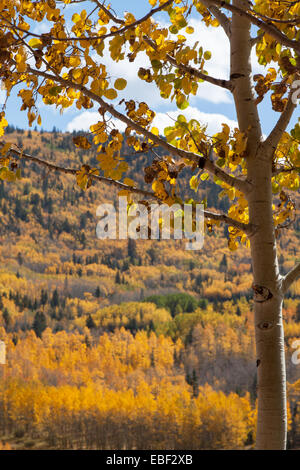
[1,0,299,137]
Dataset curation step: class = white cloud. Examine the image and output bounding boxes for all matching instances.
[66,107,237,136]
[66,111,101,132]
[66,18,276,135]
[152,107,237,136]
[91,17,232,106]
[33,20,52,35]
[183,18,230,80]
[67,111,128,133]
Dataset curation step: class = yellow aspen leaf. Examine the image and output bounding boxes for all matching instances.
[0,143,11,155]
[118,161,128,172]
[186,26,194,34]
[200,172,209,181]
[0,116,8,137]
[72,13,81,23]
[94,132,108,144]
[228,238,239,251]
[123,178,135,187]
[114,79,127,90]
[118,189,130,197]
[152,180,167,198]
[28,38,43,48]
[69,56,81,67]
[176,95,189,110]
[72,69,82,80]
[0,167,16,182]
[90,122,106,134]
[151,127,159,136]
[211,19,220,27]
[73,136,92,149]
[80,9,87,20]
[104,89,118,100]
[27,111,36,127]
[76,172,88,190]
[190,175,199,191]
[67,88,79,99]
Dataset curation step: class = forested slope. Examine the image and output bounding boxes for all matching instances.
[0,128,299,449]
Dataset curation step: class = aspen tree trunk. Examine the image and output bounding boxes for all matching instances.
[230,1,287,449]
[248,153,287,449]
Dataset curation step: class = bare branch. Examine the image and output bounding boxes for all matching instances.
[282,262,300,293]
[264,90,297,151]
[24,64,250,194]
[143,36,233,91]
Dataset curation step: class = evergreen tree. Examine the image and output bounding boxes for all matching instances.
[219,254,228,273]
[50,289,59,308]
[128,239,137,262]
[115,271,121,284]
[86,314,96,329]
[33,312,47,338]
[2,308,11,330]
[95,286,101,298]
[40,289,48,306]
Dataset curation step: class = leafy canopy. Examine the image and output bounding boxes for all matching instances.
[0,0,300,250]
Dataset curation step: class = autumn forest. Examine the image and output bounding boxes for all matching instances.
[1,0,300,451]
[0,128,299,450]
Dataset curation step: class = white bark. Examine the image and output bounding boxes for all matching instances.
[282,262,300,294]
[230,0,287,449]
[248,153,287,450]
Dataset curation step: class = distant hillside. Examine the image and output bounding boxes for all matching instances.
[0,127,299,450]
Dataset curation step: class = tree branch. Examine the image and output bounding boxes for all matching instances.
[204,210,255,234]
[212,0,300,54]
[272,166,300,176]
[8,146,155,198]
[143,36,233,91]
[199,0,231,36]
[1,0,173,43]
[24,64,250,194]
[93,1,125,24]
[252,9,300,25]
[5,145,253,233]
[264,90,297,151]
[282,262,300,293]
[250,32,264,47]
[229,0,263,148]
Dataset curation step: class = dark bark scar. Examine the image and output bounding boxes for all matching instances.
[257,321,274,330]
[252,284,273,302]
